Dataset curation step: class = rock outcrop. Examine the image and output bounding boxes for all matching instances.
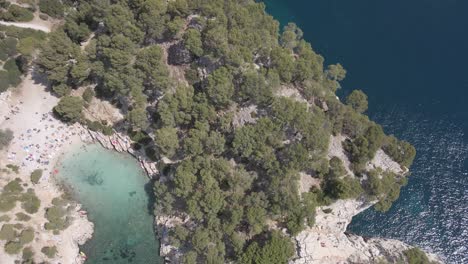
[85,128,159,178]
[290,199,443,264]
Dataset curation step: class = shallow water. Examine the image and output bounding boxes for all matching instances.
[57,144,160,264]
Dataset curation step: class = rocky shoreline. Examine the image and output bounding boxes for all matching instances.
[291,199,443,264]
[85,128,444,264]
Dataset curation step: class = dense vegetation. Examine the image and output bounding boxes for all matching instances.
[35,0,417,263]
[0,25,47,92]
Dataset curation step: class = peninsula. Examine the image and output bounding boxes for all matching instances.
[0,0,443,263]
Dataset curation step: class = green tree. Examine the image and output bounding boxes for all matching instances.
[205,67,234,108]
[39,0,64,18]
[53,96,84,123]
[154,127,179,158]
[346,90,368,113]
[184,29,203,57]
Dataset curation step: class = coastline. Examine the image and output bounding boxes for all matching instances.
[0,73,93,263]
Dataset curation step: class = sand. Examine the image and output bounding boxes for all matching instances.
[0,72,93,264]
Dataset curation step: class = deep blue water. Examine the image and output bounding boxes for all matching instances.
[264,1,468,263]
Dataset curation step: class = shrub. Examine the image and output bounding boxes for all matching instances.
[82,87,95,103]
[53,96,84,123]
[0,37,17,60]
[4,178,23,193]
[41,246,57,258]
[22,247,34,262]
[1,5,34,22]
[39,0,64,18]
[0,224,16,240]
[30,169,43,184]
[18,228,34,245]
[0,128,14,150]
[44,203,69,232]
[21,189,41,214]
[403,248,432,264]
[0,193,17,212]
[4,241,22,254]
[16,212,31,221]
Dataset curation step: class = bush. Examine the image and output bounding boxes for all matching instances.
[4,241,22,254]
[0,224,16,240]
[0,37,17,60]
[53,96,84,123]
[0,128,14,150]
[39,0,64,18]
[16,212,31,221]
[18,228,34,245]
[1,5,34,22]
[403,248,432,264]
[44,203,69,232]
[346,90,368,113]
[82,87,95,103]
[22,247,34,262]
[21,189,41,214]
[4,178,23,193]
[0,194,17,212]
[30,169,43,184]
[41,246,57,258]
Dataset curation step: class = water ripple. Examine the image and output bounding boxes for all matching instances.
[349,108,468,264]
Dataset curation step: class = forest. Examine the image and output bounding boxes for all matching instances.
[32,0,417,263]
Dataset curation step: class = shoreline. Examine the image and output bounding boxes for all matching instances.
[0,74,93,264]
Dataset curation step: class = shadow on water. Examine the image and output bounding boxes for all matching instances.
[144,179,156,216]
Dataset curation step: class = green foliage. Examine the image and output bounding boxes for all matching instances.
[53,96,84,123]
[241,231,295,264]
[324,176,364,200]
[0,37,17,61]
[154,127,179,158]
[205,67,234,108]
[184,29,203,57]
[0,224,16,240]
[366,170,408,212]
[41,246,57,258]
[16,212,31,221]
[239,70,272,105]
[30,169,43,184]
[403,248,433,264]
[0,128,14,150]
[4,240,22,254]
[21,189,40,214]
[135,45,169,92]
[22,247,34,263]
[346,90,368,113]
[0,5,34,22]
[82,87,95,103]
[39,0,64,18]
[44,200,70,232]
[383,136,416,167]
[38,30,83,85]
[0,58,22,91]
[18,228,34,245]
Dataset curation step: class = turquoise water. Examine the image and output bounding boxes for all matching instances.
[57,144,160,264]
[265,1,468,263]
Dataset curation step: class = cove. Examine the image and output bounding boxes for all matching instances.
[57,144,161,264]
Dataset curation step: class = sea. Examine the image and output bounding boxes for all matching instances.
[264,0,468,263]
[57,144,160,264]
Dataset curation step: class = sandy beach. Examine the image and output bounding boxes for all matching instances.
[0,72,93,263]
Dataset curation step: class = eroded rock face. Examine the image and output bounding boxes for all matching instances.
[290,199,443,264]
[168,42,193,65]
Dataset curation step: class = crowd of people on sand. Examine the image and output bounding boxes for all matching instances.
[4,110,83,174]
